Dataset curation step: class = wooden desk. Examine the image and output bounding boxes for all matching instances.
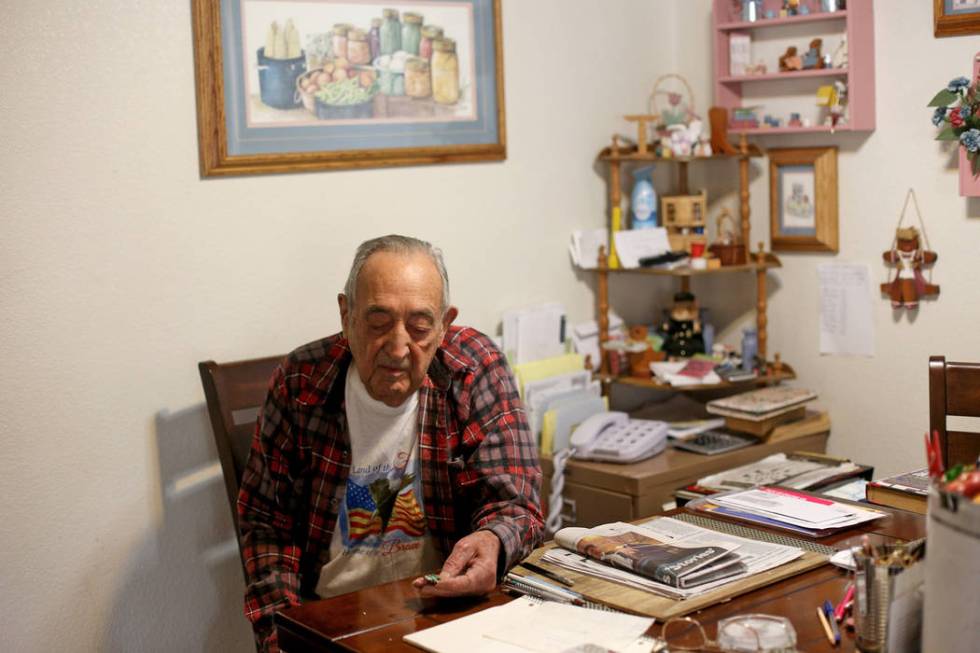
[541,426,829,527]
[276,507,924,653]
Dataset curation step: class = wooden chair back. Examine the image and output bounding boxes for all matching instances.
[929,355,980,467]
[198,356,283,532]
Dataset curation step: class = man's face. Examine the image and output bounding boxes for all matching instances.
[339,251,457,407]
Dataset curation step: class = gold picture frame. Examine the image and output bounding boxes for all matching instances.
[934,0,980,37]
[191,0,506,177]
[769,147,838,253]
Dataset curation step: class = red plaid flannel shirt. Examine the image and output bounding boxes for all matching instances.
[237,326,544,652]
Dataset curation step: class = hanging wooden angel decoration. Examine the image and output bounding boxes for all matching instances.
[881,190,939,310]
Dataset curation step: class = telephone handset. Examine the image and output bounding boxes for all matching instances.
[570,411,668,464]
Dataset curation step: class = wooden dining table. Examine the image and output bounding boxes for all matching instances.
[276,506,926,653]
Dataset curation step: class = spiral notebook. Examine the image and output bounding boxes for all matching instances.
[403,595,654,653]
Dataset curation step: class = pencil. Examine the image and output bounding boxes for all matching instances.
[519,561,575,587]
[817,605,836,647]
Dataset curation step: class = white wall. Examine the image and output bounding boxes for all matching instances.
[0,1,670,651]
[3,2,979,651]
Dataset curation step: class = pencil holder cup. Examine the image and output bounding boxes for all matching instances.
[853,542,925,653]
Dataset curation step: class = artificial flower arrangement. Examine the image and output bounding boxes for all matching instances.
[930,74,980,177]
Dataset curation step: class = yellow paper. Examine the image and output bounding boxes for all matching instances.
[512,353,585,398]
[539,409,557,456]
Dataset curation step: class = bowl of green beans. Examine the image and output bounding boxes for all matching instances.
[314,72,379,120]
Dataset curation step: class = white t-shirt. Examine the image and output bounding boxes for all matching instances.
[315,366,443,599]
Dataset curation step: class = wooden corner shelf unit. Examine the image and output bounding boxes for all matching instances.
[595,135,790,392]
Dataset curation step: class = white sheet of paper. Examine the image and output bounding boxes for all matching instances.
[571,229,609,269]
[818,263,875,357]
[613,228,671,268]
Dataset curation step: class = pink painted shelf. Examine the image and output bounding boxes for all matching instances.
[717,10,847,31]
[718,68,848,84]
[712,0,875,134]
[730,124,858,135]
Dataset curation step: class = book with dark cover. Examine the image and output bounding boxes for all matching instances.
[866,468,929,514]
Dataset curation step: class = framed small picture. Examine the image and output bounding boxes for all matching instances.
[934,0,980,37]
[768,147,838,253]
[191,0,505,177]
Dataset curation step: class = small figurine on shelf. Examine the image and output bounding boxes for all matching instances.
[627,325,665,378]
[788,112,803,127]
[831,37,848,68]
[666,119,710,158]
[816,81,848,129]
[779,46,803,72]
[881,226,939,310]
[801,38,825,69]
[783,0,801,16]
[659,291,705,359]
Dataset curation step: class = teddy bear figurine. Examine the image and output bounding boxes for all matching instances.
[880,226,939,309]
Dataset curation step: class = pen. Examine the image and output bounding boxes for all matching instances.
[823,600,841,646]
[519,561,575,587]
[834,583,854,622]
[816,605,836,647]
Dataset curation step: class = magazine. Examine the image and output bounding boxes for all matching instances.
[706,386,816,417]
[553,522,745,589]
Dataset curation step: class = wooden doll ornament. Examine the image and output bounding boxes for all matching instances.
[881,190,939,310]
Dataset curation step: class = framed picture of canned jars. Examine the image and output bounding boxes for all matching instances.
[934,0,980,37]
[192,0,505,177]
[768,147,839,253]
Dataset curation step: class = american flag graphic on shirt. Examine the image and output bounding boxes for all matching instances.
[345,481,383,540]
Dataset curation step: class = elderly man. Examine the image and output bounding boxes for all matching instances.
[237,235,544,652]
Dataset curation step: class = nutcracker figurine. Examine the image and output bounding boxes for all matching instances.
[660,291,705,358]
[881,226,939,309]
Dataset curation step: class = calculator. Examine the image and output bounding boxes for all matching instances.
[670,429,756,456]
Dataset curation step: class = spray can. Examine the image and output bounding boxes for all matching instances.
[630,166,658,229]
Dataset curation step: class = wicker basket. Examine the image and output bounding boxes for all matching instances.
[708,209,746,266]
[295,68,323,113]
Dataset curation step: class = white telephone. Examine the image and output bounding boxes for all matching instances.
[546,411,668,536]
[570,411,668,464]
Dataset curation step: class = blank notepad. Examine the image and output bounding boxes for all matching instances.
[403,596,654,653]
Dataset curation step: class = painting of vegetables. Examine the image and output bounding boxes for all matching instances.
[246,2,473,124]
[191,0,503,176]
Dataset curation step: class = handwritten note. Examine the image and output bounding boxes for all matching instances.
[818,263,875,356]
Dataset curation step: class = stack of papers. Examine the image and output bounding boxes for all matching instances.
[690,487,887,537]
[612,228,671,268]
[568,229,608,270]
[541,517,803,601]
[502,303,566,365]
[667,418,726,441]
[696,453,864,492]
[404,595,654,653]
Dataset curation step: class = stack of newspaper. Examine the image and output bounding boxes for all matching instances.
[541,518,803,601]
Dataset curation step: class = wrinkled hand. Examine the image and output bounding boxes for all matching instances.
[413,530,500,598]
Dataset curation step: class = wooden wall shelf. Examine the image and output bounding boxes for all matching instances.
[607,363,796,393]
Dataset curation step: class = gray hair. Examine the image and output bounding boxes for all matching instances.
[344,234,450,313]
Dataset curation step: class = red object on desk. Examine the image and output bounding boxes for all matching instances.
[926,429,944,479]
